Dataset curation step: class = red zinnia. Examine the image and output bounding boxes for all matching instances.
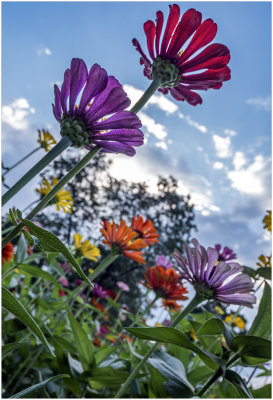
[133,3,230,105]
[141,265,188,301]
[101,220,147,264]
[131,215,160,245]
[2,242,14,264]
[91,298,105,312]
[162,299,182,312]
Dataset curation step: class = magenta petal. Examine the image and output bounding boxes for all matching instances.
[54,85,62,119]
[91,111,142,131]
[167,8,202,58]
[144,20,156,60]
[178,19,218,65]
[155,11,164,56]
[181,44,230,73]
[60,69,71,114]
[132,38,151,67]
[182,66,231,84]
[170,86,202,106]
[78,64,108,114]
[160,4,180,56]
[69,58,88,113]
[52,104,61,121]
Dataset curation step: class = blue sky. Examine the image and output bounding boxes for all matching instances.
[2,1,272,267]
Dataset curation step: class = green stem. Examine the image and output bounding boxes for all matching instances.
[89,253,120,282]
[2,147,41,177]
[130,77,163,114]
[128,294,158,329]
[114,294,201,398]
[2,136,72,206]
[2,146,101,247]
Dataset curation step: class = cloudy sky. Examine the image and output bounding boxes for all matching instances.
[2,1,271,267]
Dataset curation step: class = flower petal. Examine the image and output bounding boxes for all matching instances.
[69,58,88,113]
[170,85,202,106]
[155,11,164,56]
[60,69,71,115]
[144,20,156,60]
[160,4,180,56]
[132,38,151,67]
[181,43,230,73]
[91,111,142,131]
[53,85,62,120]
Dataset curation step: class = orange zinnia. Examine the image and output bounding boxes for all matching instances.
[162,299,182,312]
[101,219,147,264]
[142,266,188,301]
[2,242,14,264]
[131,214,160,245]
[91,298,105,312]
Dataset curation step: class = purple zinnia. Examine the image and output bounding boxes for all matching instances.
[172,238,256,308]
[214,244,237,262]
[156,254,173,269]
[92,283,109,299]
[52,58,144,156]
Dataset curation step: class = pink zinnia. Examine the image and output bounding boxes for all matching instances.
[133,4,230,105]
[117,281,130,292]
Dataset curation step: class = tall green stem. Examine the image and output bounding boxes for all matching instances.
[2,147,41,177]
[130,77,163,114]
[114,294,201,398]
[2,136,72,206]
[2,147,101,247]
[89,253,120,281]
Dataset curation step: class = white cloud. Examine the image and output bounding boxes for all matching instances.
[227,155,269,195]
[138,111,168,140]
[233,151,246,170]
[2,98,35,130]
[155,141,168,150]
[224,129,237,137]
[37,47,52,56]
[213,134,232,158]
[178,112,208,133]
[213,161,224,170]
[123,84,178,114]
[246,96,271,111]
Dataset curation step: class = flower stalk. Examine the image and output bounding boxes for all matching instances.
[130,76,163,114]
[89,253,120,282]
[2,146,41,177]
[114,294,201,398]
[2,135,72,206]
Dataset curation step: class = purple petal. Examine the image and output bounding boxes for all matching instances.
[215,293,256,308]
[69,58,88,113]
[217,274,254,295]
[204,247,219,282]
[92,140,136,156]
[60,69,71,115]
[54,85,62,120]
[92,128,143,143]
[207,262,230,287]
[78,64,108,115]
[91,111,141,131]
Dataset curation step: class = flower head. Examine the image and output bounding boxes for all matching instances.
[117,281,130,291]
[173,238,256,308]
[133,4,230,105]
[263,210,271,233]
[156,254,173,269]
[162,299,182,312]
[91,298,105,312]
[92,283,109,299]
[35,178,73,214]
[73,233,100,261]
[2,242,14,264]
[58,277,69,287]
[214,244,237,262]
[141,265,188,301]
[130,215,160,245]
[53,58,144,156]
[257,254,271,269]
[225,314,245,330]
[37,129,57,152]
[101,220,147,264]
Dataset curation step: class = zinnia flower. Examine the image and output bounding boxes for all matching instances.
[35,178,73,214]
[2,242,14,264]
[117,281,130,291]
[225,314,245,330]
[52,58,144,156]
[130,214,160,245]
[101,220,147,264]
[156,254,173,269]
[141,265,188,301]
[92,283,109,299]
[133,4,230,105]
[214,244,237,262]
[172,238,256,308]
[162,299,182,312]
[37,129,57,152]
[263,210,271,233]
[256,254,271,269]
[91,298,105,312]
[73,233,100,261]
[58,277,69,287]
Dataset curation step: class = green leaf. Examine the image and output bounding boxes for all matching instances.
[187,366,213,386]
[17,264,63,289]
[21,218,92,287]
[67,310,95,371]
[95,346,117,366]
[224,370,253,398]
[126,327,225,370]
[22,229,35,247]
[197,317,234,347]
[14,234,27,263]
[230,336,271,360]
[2,342,32,360]
[147,351,194,398]
[2,286,54,356]
[251,384,271,398]
[10,374,70,398]
[248,282,271,339]
[256,267,271,280]
[243,266,257,279]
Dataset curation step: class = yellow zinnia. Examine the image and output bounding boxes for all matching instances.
[225,314,245,330]
[35,178,73,214]
[263,210,271,233]
[257,254,271,268]
[37,129,57,152]
[73,233,100,261]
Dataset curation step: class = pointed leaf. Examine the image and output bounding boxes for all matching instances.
[10,374,70,398]
[248,282,271,339]
[17,264,63,289]
[197,317,233,346]
[2,342,32,360]
[2,286,54,356]
[230,335,271,360]
[224,370,253,398]
[14,234,27,263]
[256,268,271,280]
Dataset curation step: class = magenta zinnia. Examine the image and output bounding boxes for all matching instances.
[133,4,230,105]
[53,58,144,156]
[172,239,256,308]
